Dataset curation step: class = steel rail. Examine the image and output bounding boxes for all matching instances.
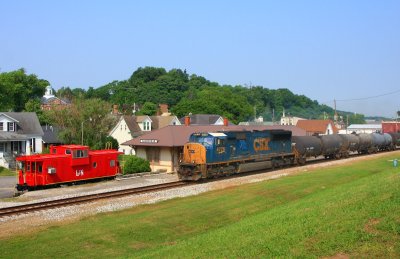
[0,181,188,218]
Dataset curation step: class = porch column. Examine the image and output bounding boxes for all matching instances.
[25,140,31,155]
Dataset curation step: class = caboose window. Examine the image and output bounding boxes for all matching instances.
[37,164,43,173]
[66,149,71,155]
[73,149,88,158]
[110,160,115,167]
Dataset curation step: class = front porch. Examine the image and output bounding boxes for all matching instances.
[0,133,35,169]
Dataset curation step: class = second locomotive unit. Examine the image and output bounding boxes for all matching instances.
[178,129,294,181]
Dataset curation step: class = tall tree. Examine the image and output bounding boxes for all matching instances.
[47,98,117,149]
[0,68,48,111]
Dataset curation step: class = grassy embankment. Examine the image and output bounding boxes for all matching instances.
[0,166,16,177]
[0,153,399,258]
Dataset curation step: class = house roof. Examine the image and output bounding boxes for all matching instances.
[0,132,29,141]
[41,96,69,105]
[179,114,228,125]
[0,112,44,136]
[136,115,152,123]
[123,116,142,133]
[150,115,179,129]
[347,124,381,129]
[122,125,306,147]
[42,125,62,144]
[296,120,338,134]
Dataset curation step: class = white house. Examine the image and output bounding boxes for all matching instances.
[0,112,43,168]
[341,124,382,134]
[109,115,181,155]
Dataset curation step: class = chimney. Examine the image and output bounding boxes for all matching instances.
[185,116,191,126]
[113,104,119,114]
[223,118,229,126]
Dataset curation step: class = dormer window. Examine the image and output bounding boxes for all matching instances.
[143,121,151,131]
[8,122,14,132]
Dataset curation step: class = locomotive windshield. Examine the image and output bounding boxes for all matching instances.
[196,137,214,148]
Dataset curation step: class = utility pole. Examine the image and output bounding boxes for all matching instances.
[334,99,338,123]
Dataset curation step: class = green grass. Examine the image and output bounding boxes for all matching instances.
[1,154,400,258]
[0,166,16,177]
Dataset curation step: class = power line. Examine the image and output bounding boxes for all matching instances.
[320,89,400,105]
[336,89,400,102]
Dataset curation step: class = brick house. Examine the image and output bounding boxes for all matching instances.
[296,120,338,136]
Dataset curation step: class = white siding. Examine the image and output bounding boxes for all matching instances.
[109,118,135,155]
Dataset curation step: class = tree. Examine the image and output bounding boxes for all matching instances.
[0,68,48,111]
[24,99,51,125]
[136,102,157,116]
[47,98,117,149]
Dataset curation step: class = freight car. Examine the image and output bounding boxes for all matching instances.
[178,129,294,181]
[16,145,122,191]
[179,131,400,181]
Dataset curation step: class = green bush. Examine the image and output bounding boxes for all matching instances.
[123,156,151,174]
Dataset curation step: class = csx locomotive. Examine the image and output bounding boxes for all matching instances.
[178,130,400,181]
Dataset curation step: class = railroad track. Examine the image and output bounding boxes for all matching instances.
[0,181,188,218]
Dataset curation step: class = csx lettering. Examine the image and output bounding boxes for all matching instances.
[253,138,270,151]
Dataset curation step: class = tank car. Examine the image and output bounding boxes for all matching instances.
[178,129,294,181]
[16,145,122,191]
[319,134,345,159]
[383,133,393,151]
[357,133,373,154]
[371,133,387,152]
[338,134,360,157]
[388,132,400,150]
[292,136,322,164]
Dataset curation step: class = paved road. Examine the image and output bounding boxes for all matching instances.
[0,176,17,199]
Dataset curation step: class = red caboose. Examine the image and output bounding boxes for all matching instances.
[16,145,122,191]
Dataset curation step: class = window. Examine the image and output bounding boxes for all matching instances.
[93,162,97,168]
[146,148,160,163]
[216,138,225,146]
[143,121,151,131]
[110,160,115,167]
[0,143,5,152]
[30,138,36,153]
[0,122,3,131]
[65,149,71,155]
[8,122,14,132]
[37,164,43,173]
[73,149,88,158]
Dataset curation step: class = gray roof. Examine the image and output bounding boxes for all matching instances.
[179,114,233,125]
[0,112,44,136]
[347,124,381,129]
[0,132,29,141]
[42,125,62,144]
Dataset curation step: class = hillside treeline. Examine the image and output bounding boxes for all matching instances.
[1,67,365,125]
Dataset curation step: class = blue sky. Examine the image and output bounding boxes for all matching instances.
[1,1,399,118]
